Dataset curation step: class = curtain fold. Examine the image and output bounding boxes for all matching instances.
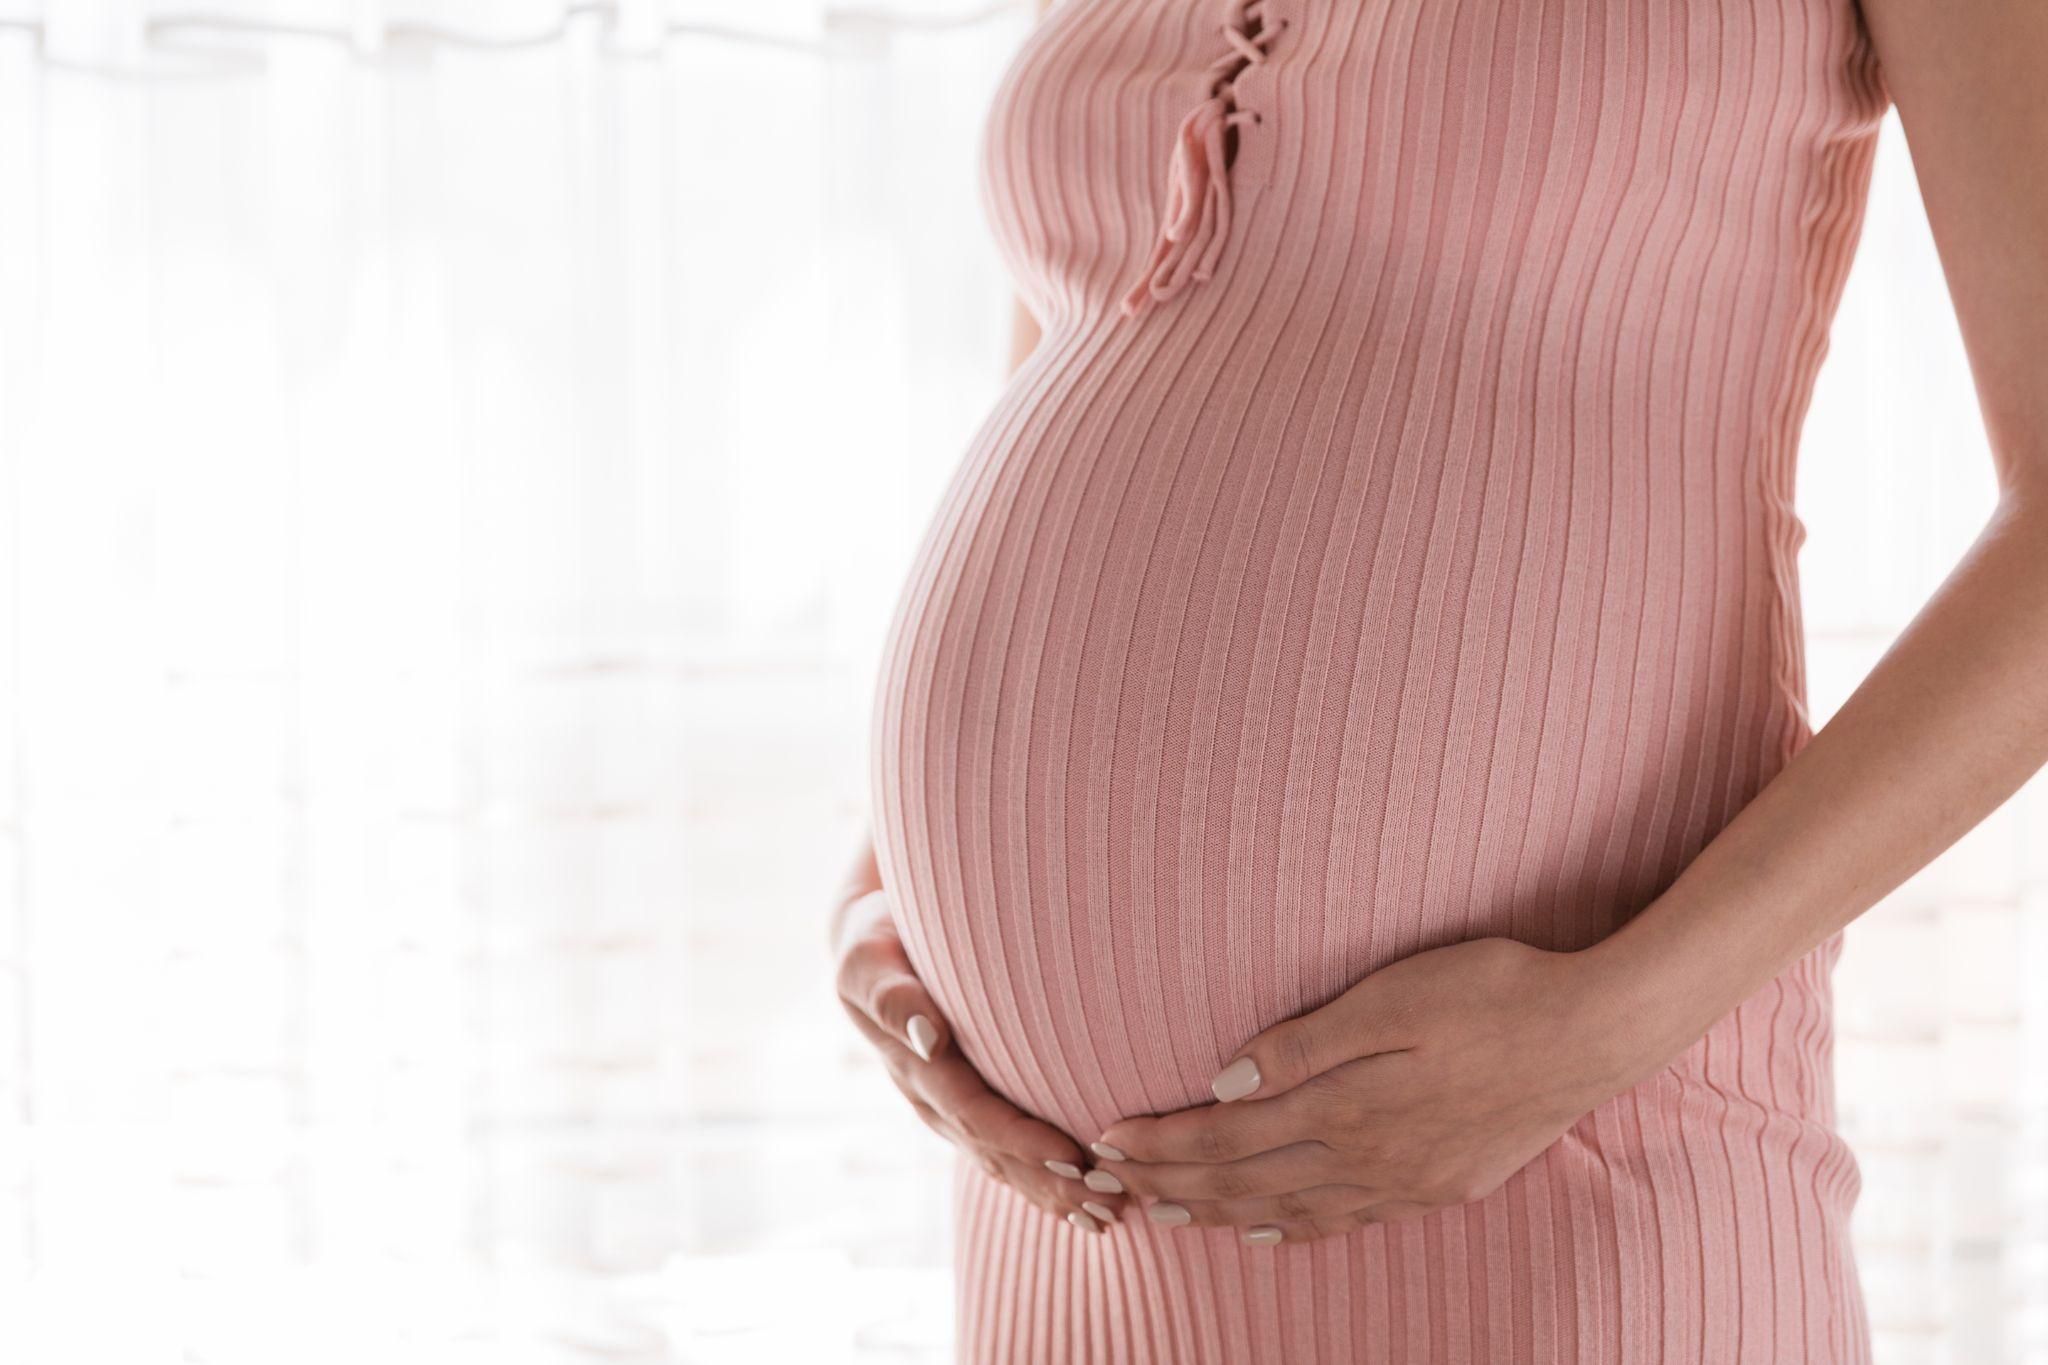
[1,2,742,64]
[0,3,2040,1362]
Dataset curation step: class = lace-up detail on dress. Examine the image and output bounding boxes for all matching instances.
[1117,0,1286,319]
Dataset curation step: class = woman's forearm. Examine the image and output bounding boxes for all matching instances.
[1584,487,2048,1082]
[1584,0,2048,1081]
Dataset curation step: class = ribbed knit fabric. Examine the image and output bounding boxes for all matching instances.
[869,0,1889,1359]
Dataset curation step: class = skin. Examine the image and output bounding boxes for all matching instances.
[832,839,1127,1231]
[839,0,2048,1246]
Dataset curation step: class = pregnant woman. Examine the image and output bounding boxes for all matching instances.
[833,0,2048,1359]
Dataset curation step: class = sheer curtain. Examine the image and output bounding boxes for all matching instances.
[0,3,2039,1362]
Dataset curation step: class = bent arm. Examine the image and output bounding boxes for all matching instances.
[1585,0,2048,1076]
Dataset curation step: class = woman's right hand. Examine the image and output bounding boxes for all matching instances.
[834,880,1125,1234]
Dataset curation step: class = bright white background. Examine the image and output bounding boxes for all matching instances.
[0,2,2041,1362]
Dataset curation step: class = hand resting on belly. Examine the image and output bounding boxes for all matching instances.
[1088,936,1660,1246]
[832,836,1129,1234]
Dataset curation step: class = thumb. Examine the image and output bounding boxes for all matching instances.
[1209,991,1374,1102]
[850,921,952,1062]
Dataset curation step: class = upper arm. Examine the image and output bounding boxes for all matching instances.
[1857,0,2048,495]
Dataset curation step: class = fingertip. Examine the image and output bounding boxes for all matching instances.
[1210,1055,1263,1103]
[1082,1168,1124,1194]
[869,972,945,1055]
[1096,1121,1141,1157]
[906,1014,939,1061]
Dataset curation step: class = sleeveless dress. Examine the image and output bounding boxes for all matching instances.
[869,0,1888,1359]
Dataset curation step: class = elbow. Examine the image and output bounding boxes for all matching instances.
[1988,432,2048,519]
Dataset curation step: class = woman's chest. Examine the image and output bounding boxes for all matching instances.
[983,0,1878,186]
[980,0,1885,313]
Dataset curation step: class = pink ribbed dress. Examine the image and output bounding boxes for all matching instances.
[869,0,1888,1359]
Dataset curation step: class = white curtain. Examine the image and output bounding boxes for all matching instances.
[0,3,2039,1362]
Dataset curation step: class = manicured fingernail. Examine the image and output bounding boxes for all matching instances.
[1084,1169,1124,1194]
[982,1156,1004,1179]
[1148,1202,1192,1226]
[1244,1225,1283,1245]
[1211,1056,1261,1102]
[1067,1210,1100,1234]
[1082,1200,1116,1222]
[906,1015,938,1061]
[1045,1160,1083,1179]
[1090,1141,1127,1162]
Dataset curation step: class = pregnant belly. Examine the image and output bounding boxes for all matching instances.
[869,403,1783,1141]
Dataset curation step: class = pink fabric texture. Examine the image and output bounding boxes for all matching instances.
[870,0,1889,1359]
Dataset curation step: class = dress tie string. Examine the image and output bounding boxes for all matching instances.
[1118,0,1286,319]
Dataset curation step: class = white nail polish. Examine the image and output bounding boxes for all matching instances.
[1211,1056,1262,1102]
[1090,1141,1127,1162]
[906,1015,938,1061]
[1045,1160,1083,1179]
[1067,1210,1100,1234]
[1148,1202,1192,1227]
[1082,1200,1116,1222]
[1244,1225,1283,1245]
[1084,1169,1124,1194]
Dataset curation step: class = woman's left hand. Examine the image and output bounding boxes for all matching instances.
[1089,936,1655,1244]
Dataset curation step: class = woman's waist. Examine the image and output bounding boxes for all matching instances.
[881,837,1848,1146]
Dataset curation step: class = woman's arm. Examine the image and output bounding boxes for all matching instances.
[1083,0,2048,1242]
[1582,0,2048,1076]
